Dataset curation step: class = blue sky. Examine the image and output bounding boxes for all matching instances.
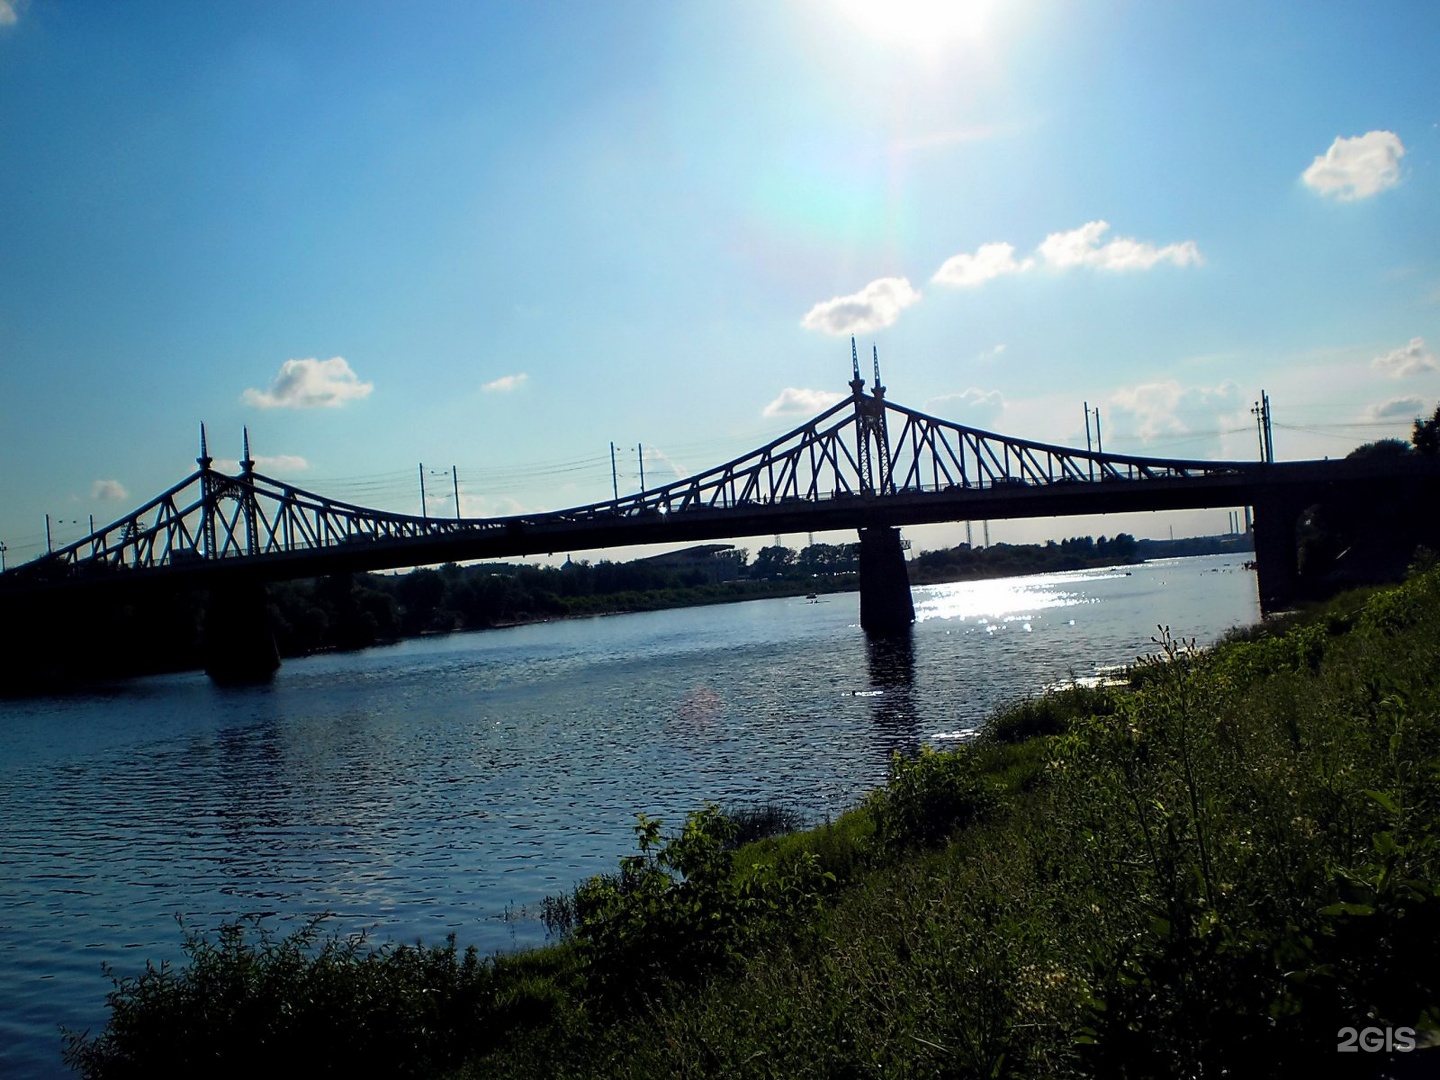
[1,1,1437,565]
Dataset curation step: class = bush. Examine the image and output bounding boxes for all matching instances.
[63,916,492,1079]
[721,801,804,848]
[546,805,836,1011]
[868,747,998,853]
[984,682,1118,744]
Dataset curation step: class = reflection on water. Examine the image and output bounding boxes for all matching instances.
[865,631,920,757]
[913,568,1129,623]
[0,555,1259,1078]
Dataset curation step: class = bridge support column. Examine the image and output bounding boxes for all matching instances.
[858,526,915,634]
[204,581,280,686]
[1251,495,1304,613]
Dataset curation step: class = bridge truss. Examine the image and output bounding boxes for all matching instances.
[1,362,1254,587]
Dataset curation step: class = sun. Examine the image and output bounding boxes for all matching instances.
[835,0,997,55]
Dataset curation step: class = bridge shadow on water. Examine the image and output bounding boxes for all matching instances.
[864,630,921,759]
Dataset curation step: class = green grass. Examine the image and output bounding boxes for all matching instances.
[67,567,1440,1078]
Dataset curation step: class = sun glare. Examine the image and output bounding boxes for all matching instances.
[836,0,997,54]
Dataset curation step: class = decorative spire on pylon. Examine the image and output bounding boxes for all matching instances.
[849,336,866,397]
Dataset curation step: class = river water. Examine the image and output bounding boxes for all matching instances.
[0,555,1257,1076]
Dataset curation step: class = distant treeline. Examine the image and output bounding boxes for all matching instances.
[266,533,1258,655]
[909,531,1253,586]
[1,532,1247,691]
[910,533,1145,584]
[264,556,829,657]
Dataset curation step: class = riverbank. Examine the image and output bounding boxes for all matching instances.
[64,563,1438,1077]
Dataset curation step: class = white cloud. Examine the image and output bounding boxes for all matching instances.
[242,356,373,409]
[482,372,528,393]
[800,277,921,337]
[215,454,310,474]
[1371,337,1436,378]
[0,2,17,27]
[457,493,533,519]
[643,446,691,483]
[763,387,846,418]
[932,242,1034,288]
[1038,221,1202,271]
[256,454,309,473]
[1302,131,1405,201]
[927,388,1005,428]
[91,479,127,501]
[1363,396,1424,422]
[1108,380,1241,441]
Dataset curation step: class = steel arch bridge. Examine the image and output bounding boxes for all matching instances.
[0,351,1265,597]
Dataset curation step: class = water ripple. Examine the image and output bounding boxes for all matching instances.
[0,558,1258,1077]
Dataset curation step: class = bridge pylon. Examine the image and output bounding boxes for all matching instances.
[858,525,915,634]
[850,339,894,497]
[203,579,280,686]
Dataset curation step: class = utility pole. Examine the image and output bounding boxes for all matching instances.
[452,465,461,521]
[0,540,6,572]
[637,444,646,492]
[419,463,428,520]
[1093,407,1103,454]
[610,442,619,502]
[45,513,52,554]
[1262,391,1273,463]
[1251,391,1274,463]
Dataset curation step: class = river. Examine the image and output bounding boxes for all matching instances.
[0,555,1258,1077]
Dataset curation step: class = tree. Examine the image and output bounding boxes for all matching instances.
[1347,438,1412,461]
[1413,404,1440,455]
[750,545,795,579]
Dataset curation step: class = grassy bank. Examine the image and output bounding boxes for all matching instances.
[65,569,1440,1077]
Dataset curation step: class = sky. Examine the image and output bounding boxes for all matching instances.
[1,0,1438,567]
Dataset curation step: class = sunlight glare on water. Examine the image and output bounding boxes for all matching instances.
[913,567,1129,623]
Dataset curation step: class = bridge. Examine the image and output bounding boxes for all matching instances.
[4,344,1438,683]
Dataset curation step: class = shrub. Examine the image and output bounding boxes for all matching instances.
[63,916,492,1079]
[984,682,1118,744]
[721,801,804,848]
[868,747,997,853]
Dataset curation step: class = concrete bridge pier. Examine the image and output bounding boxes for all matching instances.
[858,526,915,634]
[204,581,280,686]
[1251,493,1304,613]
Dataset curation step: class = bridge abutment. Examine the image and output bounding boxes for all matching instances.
[204,582,280,686]
[858,526,915,634]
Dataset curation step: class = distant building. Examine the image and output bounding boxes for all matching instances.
[634,543,743,583]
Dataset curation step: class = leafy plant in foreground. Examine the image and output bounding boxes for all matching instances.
[63,915,492,1079]
[557,804,834,1010]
